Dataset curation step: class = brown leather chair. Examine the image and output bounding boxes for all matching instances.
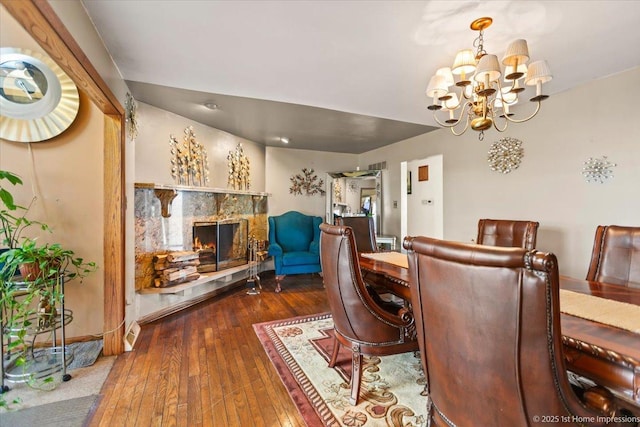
[404,236,616,426]
[476,218,539,250]
[586,225,640,288]
[336,216,378,253]
[319,223,418,405]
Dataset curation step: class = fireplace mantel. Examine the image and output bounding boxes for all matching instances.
[135,182,270,197]
[135,183,270,219]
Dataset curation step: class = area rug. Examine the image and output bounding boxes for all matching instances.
[253,313,427,427]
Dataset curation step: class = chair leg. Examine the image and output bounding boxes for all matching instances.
[350,343,362,405]
[328,333,340,368]
[275,275,285,293]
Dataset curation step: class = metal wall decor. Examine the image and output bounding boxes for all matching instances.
[333,180,342,202]
[227,143,251,190]
[169,126,209,186]
[582,156,616,183]
[487,137,524,174]
[289,168,326,196]
[125,92,138,140]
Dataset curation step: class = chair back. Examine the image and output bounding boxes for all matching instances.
[320,223,413,347]
[268,211,321,252]
[335,216,378,253]
[404,236,609,426]
[476,218,539,250]
[586,225,640,288]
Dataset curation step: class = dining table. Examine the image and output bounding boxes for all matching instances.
[358,251,640,412]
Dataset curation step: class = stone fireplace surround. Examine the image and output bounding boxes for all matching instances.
[134,183,269,292]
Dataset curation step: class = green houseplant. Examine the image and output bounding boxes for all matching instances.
[0,170,48,252]
[0,169,96,398]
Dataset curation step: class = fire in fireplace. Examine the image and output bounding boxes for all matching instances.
[193,219,248,272]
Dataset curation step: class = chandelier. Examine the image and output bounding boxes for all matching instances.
[426,17,552,140]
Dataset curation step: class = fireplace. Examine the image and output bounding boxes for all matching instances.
[193,219,248,272]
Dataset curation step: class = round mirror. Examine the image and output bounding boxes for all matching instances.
[0,47,79,142]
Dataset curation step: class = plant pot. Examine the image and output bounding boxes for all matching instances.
[19,262,42,281]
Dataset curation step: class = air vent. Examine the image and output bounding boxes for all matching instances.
[368,161,387,170]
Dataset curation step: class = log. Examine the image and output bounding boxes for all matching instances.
[156,272,201,288]
[167,251,199,262]
[162,265,198,281]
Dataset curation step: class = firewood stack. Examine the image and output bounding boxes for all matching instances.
[153,251,201,287]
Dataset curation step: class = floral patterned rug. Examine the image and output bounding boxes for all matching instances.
[253,313,427,427]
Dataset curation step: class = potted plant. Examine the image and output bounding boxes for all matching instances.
[0,169,96,395]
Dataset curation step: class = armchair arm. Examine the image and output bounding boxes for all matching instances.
[268,241,283,257]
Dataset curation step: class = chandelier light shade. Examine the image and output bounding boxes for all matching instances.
[426,17,552,140]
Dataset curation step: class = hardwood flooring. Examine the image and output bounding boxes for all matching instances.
[88,272,329,426]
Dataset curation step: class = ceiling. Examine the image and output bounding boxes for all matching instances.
[81,1,640,154]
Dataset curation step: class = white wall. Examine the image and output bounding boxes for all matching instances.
[265,147,358,218]
[360,66,640,278]
[135,102,265,190]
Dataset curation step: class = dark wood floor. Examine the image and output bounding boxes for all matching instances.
[88,272,329,426]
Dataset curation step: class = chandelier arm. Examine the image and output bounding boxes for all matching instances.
[492,118,508,133]
[502,101,542,124]
[433,114,458,128]
[449,119,471,136]
[432,100,472,128]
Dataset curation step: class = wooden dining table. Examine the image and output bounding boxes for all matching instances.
[359,253,640,411]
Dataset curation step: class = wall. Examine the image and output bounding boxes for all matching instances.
[359,67,640,278]
[0,6,105,338]
[265,146,358,219]
[135,103,266,190]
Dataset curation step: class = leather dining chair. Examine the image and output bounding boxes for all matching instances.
[586,225,640,288]
[403,236,616,426]
[319,223,418,405]
[476,218,539,250]
[336,216,378,253]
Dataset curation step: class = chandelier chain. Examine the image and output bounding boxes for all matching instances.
[473,31,487,59]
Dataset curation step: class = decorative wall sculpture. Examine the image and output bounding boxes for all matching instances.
[125,92,138,140]
[582,156,616,183]
[333,180,342,202]
[487,137,524,174]
[169,126,209,186]
[289,168,326,196]
[227,143,251,190]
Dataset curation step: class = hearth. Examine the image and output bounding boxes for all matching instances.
[193,219,248,272]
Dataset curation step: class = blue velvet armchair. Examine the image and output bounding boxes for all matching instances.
[268,211,323,292]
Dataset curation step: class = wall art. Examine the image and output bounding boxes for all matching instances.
[125,92,138,140]
[227,143,251,190]
[169,125,209,186]
[289,168,326,196]
[488,137,524,174]
[582,156,616,183]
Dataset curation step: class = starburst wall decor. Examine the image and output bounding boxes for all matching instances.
[169,126,209,186]
[582,156,616,183]
[290,168,326,196]
[487,137,524,174]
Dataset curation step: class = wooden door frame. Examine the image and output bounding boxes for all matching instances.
[3,0,126,355]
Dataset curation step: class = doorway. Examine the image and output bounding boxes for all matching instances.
[400,155,444,246]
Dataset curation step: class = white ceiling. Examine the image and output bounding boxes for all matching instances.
[81,1,640,153]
